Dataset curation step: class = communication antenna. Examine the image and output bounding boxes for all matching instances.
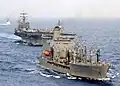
[57,20,64,32]
[57,20,61,26]
[20,11,28,22]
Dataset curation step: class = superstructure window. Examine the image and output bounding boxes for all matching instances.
[63,43,68,44]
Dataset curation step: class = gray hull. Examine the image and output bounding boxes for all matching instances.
[14,31,52,46]
[38,57,69,74]
[69,63,109,79]
[22,37,45,46]
[38,57,109,80]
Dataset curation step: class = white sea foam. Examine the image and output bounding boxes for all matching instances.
[107,68,119,79]
[0,33,21,40]
[29,70,39,74]
[116,73,119,75]
[16,43,20,44]
[40,72,52,77]
[53,75,60,78]
[39,71,60,78]
[67,76,77,80]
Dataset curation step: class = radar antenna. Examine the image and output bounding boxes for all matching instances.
[57,20,64,32]
[57,20,61,26]
[20,11,28,23]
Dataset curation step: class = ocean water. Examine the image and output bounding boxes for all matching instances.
[0,19,120,86]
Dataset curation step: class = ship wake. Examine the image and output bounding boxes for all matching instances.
[39,71,61,78]
[107,68,119,79]
[30,66,61,79]
[0,33,21,40]
[39,68,61,78]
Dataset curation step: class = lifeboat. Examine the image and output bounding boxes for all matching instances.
[43,50,51,56]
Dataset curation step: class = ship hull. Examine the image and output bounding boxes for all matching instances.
[14,31,51,46]
[38,57,110,80]
[21,37,45,46]
[38,57,69,74]
[69,63,109,80]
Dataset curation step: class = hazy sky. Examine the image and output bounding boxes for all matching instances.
[0,0,120,19]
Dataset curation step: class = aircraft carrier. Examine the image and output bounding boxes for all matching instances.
[14,12,75,46]
[37,24,110,80]
[14,12,54,46]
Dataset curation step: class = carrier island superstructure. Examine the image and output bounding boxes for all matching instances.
[37,24,110,80]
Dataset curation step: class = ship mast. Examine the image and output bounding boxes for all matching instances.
[57,20,61,26]
[20,12,28,23]
[57,20,64,32]
[18,12,30,30]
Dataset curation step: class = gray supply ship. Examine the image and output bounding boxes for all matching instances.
[37,25,110,80]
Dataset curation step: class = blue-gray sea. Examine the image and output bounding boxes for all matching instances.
[0,19,120,86]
